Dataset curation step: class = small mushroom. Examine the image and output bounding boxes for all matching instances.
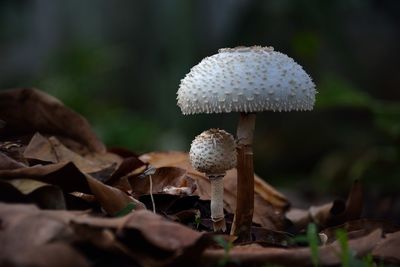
[178,46,316,240]
[189,128,236,232]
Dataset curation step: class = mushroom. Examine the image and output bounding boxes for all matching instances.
[177,46,316,240]
[189,128,236,232]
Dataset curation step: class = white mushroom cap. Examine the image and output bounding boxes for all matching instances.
[177,46,316,114]
[189,128,236,175]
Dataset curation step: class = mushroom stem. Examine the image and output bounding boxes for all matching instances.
[209,174,226,232]
[231,113,256,241]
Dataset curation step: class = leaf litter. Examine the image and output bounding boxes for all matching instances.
[0,88,399,266]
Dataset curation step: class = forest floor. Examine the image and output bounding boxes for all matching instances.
[0,88,399,267]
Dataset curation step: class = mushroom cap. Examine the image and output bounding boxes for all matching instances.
[189,128,236,175]
[177,46,316,114]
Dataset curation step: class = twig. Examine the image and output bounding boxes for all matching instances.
[149,174,156,213]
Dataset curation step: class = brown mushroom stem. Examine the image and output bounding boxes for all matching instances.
[230,113,256,241]
[209,174,226,232]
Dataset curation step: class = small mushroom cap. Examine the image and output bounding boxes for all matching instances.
[177,46,316,114]
[189,129,236,175]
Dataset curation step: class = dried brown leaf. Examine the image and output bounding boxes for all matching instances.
[23,133,120,175]
[0,138,29,165]
[0,178,66,209]
[287,180,364,230]
[138,193,199,215]
[72,209,211,266]
[140,151,289,230]
[0,162,92,193]
[0,88,105,153]
[372,231,400,263]
[200,229,382,267]
[118,210,204,251]
[23,132,58,163]
[0,162,144,215]
[0,205,93,266]
[0,203,211,267]
[86,174,146,215]
[321,218,400,243]
[250,226,293,247]
[106,156,146,185]
[129,167,196,197]
[0,151,26,170]
[0,180,28,203]
[3,243,90,267]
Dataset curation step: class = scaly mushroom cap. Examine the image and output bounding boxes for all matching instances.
[177,46,316,114]
[189,129,236,175]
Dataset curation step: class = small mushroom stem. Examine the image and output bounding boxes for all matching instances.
[231,113,256,241]
[208,174,226,232]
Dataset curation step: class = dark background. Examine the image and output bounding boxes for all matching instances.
[1,0,399,217]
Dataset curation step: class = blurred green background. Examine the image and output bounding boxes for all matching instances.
[1,0,399,217]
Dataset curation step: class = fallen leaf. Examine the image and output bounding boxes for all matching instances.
[106,156,146,185]
[72,209,212,266]
[107,147,140,158]
[3,178,66,209]
[129,166,196,198]
[250,226,293,247]
[48,136,117,173]
[0,162,145,215]
[0,151,26,170]
[167,209,200,224]
[0,139,29,166]
[0,205,76,257]
[287,180,364,231]
[321,219,400,243]
[0,178,67,210]
[23,133,120,175]
[140,151,289,230]
[0,180,28,203]
[0,203,212,267]
[0,205,92,266]
[326,179,363,226]
[372,231,400,264]
[86,174,146,215]
[200,229,382,266]
[138,194,199,215]
[0,88,105,153]
[139,151,189,168]
[23,132,58,163]
[3,243,90,267]
[0,162,92,193]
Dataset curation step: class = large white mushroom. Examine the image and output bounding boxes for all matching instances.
[177,46,316,240]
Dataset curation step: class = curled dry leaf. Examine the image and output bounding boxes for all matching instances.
[0,178,66,209]
[0,203,88,267]
[139,151,289,230]
[200,229,382,267]
[250,226,293,247]
[0,162,92,193]
[0,203,211,267]
[86,174,146,215]
[6,243,90,267]
[138,194,200,216]
[0,151,26,170]
[23,132,121,177]
[106,156,146,185]
[0,88,105,153]
[287,180,363,231]
[372,231,400,263]
[129,166,197,198]
[23,132,58,164]
[0,161,144,215]
[0,138,29,166]
[320,218,400,243]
